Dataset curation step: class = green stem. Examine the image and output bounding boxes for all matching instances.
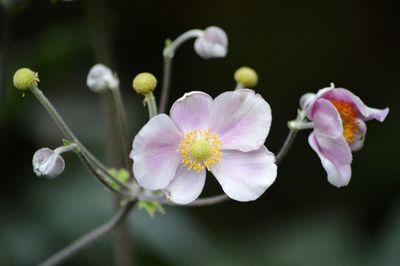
[159,29,203,113]
[146,92,158,118]
[158,56,172,113]
[86,0,134,263]
[275,129,298,164]
[30,86,75,141]
[110,87,131,173]
[29,86,130,192]
[54,143,78,154]
[37,201,135,266]
[275,109,310,163]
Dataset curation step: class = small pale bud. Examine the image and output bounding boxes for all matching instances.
[32,148,65,178]
[132,72,157,95]
[194,26,228,59]
[299,93,316,110]
[13,68,39,90]
[86,64,119,92]
[234,67,258,88]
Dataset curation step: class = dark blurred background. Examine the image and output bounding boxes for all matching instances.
[0,0,399,265]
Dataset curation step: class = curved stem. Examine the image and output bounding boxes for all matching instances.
[275,109,311,163]
[182,194,229,207]
[30,86,131,193]
[163,29,203,57]
[110,87,131,172]
[158,56,173,113]
[37,201,135,266]
[86,0,133,263]
[146,92,158,119]
[159,29,203,113]
[275,129,298,164]
[30,86,76,141]
[138,193,230,207]
[54,143,78,154]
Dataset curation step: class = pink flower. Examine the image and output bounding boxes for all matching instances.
[194,26,228,59]
[130,89,277,204]
[306,84,389,187]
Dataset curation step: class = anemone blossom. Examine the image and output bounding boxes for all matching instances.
[130,89,277,204]
[306,84,389,187]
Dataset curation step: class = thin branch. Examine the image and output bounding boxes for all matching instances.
[146,92,158,119]
[139,193,230,207]
[37,201,135,266]
[275,129,298,164]
[30,86,131,192]
[110,87,131,172]
[185,194,230,206]
[159,29,203,114]
[158,56,173,113]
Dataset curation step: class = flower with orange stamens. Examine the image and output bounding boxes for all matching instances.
[305,84,389,187]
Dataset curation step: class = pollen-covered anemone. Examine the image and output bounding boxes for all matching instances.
[305,84,389,187]
[130,89,277,204]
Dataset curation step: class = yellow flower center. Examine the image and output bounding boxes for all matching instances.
[179,129,222,172]
[329,99,358,143]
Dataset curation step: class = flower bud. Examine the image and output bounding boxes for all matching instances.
[299,93,316,110]
[194,26,228,59]
[132,72,157,95]
[86,64,119,92]
[234,66,258,88]
[13,68,39,90]
[32,148,65,178]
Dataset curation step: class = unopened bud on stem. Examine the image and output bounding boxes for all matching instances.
[234,66,258,88]
[132,72,157,95]
[194,26,228,59]
[87,64,119,92]
[13,68,39,90]
[32,148,65,178]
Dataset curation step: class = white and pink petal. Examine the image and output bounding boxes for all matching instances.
[170,91,213,132]
[130,114,183,190]
[211,146,277,201]
[309,98,344,139]
[208,89,272,152]
[164,165,206,204]
[313,87,389,122]
[308,133,352,187]
[310,98,353,165]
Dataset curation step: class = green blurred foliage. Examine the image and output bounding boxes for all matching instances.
[0,0,399,265]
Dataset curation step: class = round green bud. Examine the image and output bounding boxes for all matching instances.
[234,66,258,88]
[132,72,157,95]
[13,68,39,90]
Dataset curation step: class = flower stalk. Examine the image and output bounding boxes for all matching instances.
[30,86,132,193]
[145,92,158,119]
[276,109,308,164]
[159,27,227,113]
[110,86,132,174]
[54,143,78,154]
[37,201,135,266]
[159,54,173,113]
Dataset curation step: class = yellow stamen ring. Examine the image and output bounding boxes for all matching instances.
[179,129,222,172]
